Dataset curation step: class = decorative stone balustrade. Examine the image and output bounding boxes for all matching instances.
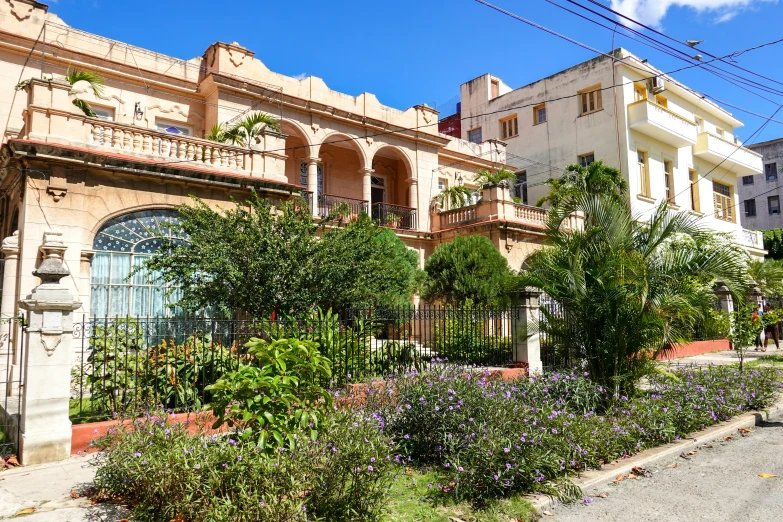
[19,79,287,182]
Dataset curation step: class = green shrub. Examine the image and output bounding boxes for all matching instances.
[206,338,332,449]
[432,306,511,365]
[92,409,395,522]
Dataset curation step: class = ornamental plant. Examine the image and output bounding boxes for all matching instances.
[364,363,781,505]
[91,409,395,522]
[206,338,332,449]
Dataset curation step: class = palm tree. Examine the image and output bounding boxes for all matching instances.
[434,185,474,211]
[208,112,280,148]
[536,161,626,207]
[65,68,105,117]
[474,167,517,188]
[748,258,783,300]
[519,194,748,394]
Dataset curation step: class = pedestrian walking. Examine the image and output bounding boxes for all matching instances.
[764,304,780,350]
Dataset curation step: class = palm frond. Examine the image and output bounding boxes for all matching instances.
[72,98,96,117]
[65,68,106,98]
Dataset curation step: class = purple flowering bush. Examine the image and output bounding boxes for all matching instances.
[364,364,781,505]
[92,409,395,522]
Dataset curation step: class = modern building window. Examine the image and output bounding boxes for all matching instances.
[654,95,668,108]
[689,169,700,212]
[744,199,757,217]
[765,163,778,182]
[716,127,725,139]
[438,178,446,193]
[578,85,603,116]
[92,106,115,145]
[533,103,547,125]
[638,150,650,197]
[91,209,186,318]
[467,127,482,144]
[155,120,192,136]
[491,79,499,99]
[500,115,518,140]
[769,195,781,215]
[92,107,115,121]
[513,171,528,205]
[713,181,734,222]
[578,153,595,168]
[664,160,675,205]
[742,175,755,185]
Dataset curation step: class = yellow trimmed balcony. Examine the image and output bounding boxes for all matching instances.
[627,100,698,148]
[693,132,763,176]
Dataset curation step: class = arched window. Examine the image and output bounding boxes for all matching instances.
[90,209,186,318]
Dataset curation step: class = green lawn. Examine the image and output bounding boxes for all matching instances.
[385,469,538,522]
[745,353,783,368]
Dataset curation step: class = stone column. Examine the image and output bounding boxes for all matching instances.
[714,281,734,314]
[305,157,321,217]
[513,288,543,374]
[1,231,19,395]
[409,179,419,230]
[361,168,374,211]
[18,229,82,465]
[748,280,763,308]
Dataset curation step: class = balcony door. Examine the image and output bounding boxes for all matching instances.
[370,176,386,220]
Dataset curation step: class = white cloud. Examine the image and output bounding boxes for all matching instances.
[292,72,308,80]
[609,0,775,28]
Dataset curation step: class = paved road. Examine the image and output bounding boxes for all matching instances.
[549,413,783,522]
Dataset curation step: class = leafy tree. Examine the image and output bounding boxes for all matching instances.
[536,161,626,207]
[519,195,748,394]
[474,167,517,188]
[206,112,280,148]
[143,195,420,316]
[314,215,422,311]
[422,235,516,307]
[762,228,783,260]
[65,68,106,117]
[143,191,319,318]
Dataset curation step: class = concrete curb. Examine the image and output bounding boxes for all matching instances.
[528,397,783,512]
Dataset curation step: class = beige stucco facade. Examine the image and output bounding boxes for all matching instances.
[453,49,766,258]
[0,0,558,332]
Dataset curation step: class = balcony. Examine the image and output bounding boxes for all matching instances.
[317,194,368,219]
[17,78,288,182]
[737,228,764,250]
[693,132,763,176]
[372,203,417,231]
[431,184,582,232]
[627,100,697,148]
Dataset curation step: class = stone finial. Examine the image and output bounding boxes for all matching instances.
[34,229,70,285]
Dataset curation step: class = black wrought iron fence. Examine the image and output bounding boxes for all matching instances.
[70,306,519,422]
[539,297,572,371]
[1,317,24,457]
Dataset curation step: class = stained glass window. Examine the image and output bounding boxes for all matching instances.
[90,209,186,318]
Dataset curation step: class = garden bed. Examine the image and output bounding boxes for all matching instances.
[86,363,782,521]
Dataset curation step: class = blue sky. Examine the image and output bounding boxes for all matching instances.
[48,0,783,142]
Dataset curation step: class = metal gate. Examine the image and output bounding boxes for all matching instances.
[1,317,24,458]
[539,296,572,371]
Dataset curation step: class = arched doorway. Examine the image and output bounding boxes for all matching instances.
[90,209,186,318]
[317,133,368,218]
[370,146,416,230]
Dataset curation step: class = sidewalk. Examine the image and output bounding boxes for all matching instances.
[664,347,782,367]
[0,454,127,521]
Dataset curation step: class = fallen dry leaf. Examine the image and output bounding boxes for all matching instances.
[614,474,625,482]
[679,452,690,460]
[631,466,651,477]
[13,507,35,517]
[70,490,80,499]
[627,473,638,479]
[666,463,679,469]
[687,451,697,456]
[595,492,609,498]
[739,427,752,434]
[405,467,413,475]
[758,474,778,479]
[542,511,554,517]
[724,435,734,441]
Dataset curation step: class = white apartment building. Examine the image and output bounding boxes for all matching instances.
[740,137,783,230]
[445,49,766,258]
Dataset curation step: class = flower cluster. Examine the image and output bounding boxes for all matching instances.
[364,364,782,505]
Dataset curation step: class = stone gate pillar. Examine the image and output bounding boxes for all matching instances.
[18,230,82,465]
[2,231,19,395]
[714,281,734,314]
[513,288,543,374]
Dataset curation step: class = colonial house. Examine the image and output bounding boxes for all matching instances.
[441,48,766,258]
[0,0,560,339]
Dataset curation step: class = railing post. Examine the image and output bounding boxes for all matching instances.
[17,229,82,465]
[513,288,543,374]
